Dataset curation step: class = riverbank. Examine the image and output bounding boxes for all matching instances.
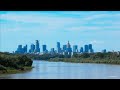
[1,60,120,79]
[25,52,120,65]
[48,58,120,65]
[0,66,33,74]
[0,52,33,74]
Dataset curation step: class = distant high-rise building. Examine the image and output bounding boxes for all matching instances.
[84,45,89,53]
[18,45,23,53]
[63,45,67,52]
[80,47,84,53]
[42,45,47,54]
[25,45,27,53]
[73,45,78,52]
[15,45,24,54]
[63,45,67,55]
[23,45,27,53]
[35,40,40,53]
[67,41,70,49]
[57,42,61,53]
[51,48,54,52]
[66,41,72,56]
[18,45,22,51]
[89,44,92,50]
[29,44,35,53]
[102,49,106,53]
[51,48,55,54]
[88,44,94,53]
[57,42,60,49]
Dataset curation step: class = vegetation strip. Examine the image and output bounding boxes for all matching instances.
[26,52,120,65]
[0,52,33,74]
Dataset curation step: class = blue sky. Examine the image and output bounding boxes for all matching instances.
[0,11,120,53]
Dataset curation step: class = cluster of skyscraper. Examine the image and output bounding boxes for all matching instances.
[29,40,40,54]
[79,44,94,53]
[15,45,27,54]
[15,40,41,54]
[15,40,106,55]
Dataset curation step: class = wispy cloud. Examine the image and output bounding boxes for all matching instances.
[0,12,84,32]
[0,12,81,24]
[66,26,100,31]
[83,13,120,21]
[1,11,120,32]
[90,40,104,44]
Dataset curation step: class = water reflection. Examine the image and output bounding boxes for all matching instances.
[0,60,120,79]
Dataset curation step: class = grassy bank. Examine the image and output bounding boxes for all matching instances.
[48,58,120,65]
[0,66,33,74]
[0,52,33,74]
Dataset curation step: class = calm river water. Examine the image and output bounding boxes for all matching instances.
[0,60,120,79]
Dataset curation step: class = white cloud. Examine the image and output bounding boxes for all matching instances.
[83,13,120,21]
[0,12,81,24]
[0,12,84,32]
[90,40,104,44]
[1,11,120,33]
[91,21,120,25]
[66,26,101,31]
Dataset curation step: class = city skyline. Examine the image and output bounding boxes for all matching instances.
[14,40,95,55]
[0,11,120,52]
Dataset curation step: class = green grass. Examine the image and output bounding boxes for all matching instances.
[0,66,33,74]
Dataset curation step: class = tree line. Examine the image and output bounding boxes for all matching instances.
[24,52,120,61]
[0,52,33,73]
[26,52,120,64]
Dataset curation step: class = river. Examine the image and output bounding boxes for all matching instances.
[0,60,120,79]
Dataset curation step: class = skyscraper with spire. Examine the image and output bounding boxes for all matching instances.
[35,40,40,53]
[66,41,72,56]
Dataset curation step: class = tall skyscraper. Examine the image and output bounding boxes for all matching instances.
[89,44,92,50]
[57,42,60,49]
[29,44,35,53]
[15,45,24,53]
[51,48,54,52]
[42,45,47,54]
[25,45,27,53]
[57,42,61,54]
[67,41,70,48]
[63,45,67,55]
[32,44,35,52]
[35,40,40,53]
[51,48,55,54]
[84,45,89,53]
[80,47,83,53]
[73,45,78,52]
[18,45,23,53]
[23,45,27,53]
[63,45,67,52]
[88,44,93,53]
[67,41,72,56]
[18,45,22,50]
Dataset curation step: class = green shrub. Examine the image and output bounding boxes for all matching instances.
[0,64,7,70]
